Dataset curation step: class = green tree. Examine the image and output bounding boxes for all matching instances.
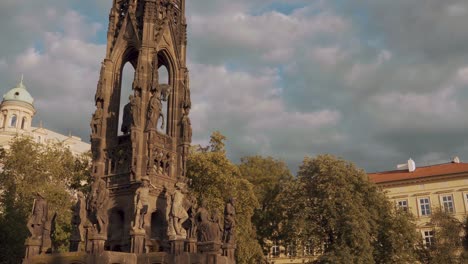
[187,132,264,264]
[420,209,464,264]
[296,154,420,264]
[238,156,293,251]
[0,136,91,264]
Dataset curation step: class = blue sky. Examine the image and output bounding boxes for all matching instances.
[1,0,468,173]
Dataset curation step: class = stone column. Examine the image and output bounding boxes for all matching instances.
[130,229,146,254]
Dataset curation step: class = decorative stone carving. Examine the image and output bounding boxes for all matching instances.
[95,63,106,103]
[180,108,192,143]
[167,182,189,239]
[87,177,109,235]
[27,192,48,239]
[222,198,236,245]
[146,91,164,131]
[133,177,150,230]
[70,191,87,251]
[196,201,222,243]
[131,89,142,127]
[121,100,132,135]
[91,101,104,136]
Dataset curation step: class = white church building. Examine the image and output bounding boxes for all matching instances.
[0,77,90,155]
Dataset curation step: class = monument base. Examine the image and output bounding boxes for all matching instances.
[24,238,42,260]
[89,234,107,254]
[130,228,146,254]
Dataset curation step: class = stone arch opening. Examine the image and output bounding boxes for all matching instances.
[118,62,136,136]
[155,50,175,136]
[10,114,17,128]
[21,117,27,130]
[108,209,126,252]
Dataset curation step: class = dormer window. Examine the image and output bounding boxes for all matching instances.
[14,92,19,96]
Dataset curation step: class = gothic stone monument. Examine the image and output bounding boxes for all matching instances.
[23,0,236,263]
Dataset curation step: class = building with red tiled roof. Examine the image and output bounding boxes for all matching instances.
[368,158,468,247]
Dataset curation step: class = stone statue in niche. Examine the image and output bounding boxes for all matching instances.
[146,90,164,131]
[184,195,198,239]
[121,99,132,135]
[196,200,221,243]
[182,69,191,110]
[91,101,104,136]
[70,191,87,251]
[131,89,141,127]
[133,177,150,230]
[167,182,188,239]
[180,108,192,143]
[87,176,109,235]
[27,192,48,239]
[223,198,236,244]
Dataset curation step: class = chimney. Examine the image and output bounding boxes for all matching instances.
[408,158,416,172]
[397,158,416,172]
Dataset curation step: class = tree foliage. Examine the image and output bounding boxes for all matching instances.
[420,209,465,264]
[238,156,293,250]
[293,154,420,264]
[0,136,91,264]
[187,132,263,263]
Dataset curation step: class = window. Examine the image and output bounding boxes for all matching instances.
[465,193,468,211]
[10,115,17,127]
[442,195,455,213]
[398,200,408,212]
[21,117,27,129]
[304,242,313,256]
[271,245,280,257]
[423,230,435,247]
[419,198,431,216]
[286,244,297,257]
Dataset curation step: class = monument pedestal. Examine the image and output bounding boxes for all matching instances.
[185,238,197,253]
[24,238,42,259]
[130,229,146,254]
[90,234,106,254]
[170,239,185,255]
[222,243,236,260]
[197,241,222,254]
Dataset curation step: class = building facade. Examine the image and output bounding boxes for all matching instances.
[368,158,468,246]
[0,77,90,155]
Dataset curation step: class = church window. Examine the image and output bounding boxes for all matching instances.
[21,117,27,129]
[10,115,17,127]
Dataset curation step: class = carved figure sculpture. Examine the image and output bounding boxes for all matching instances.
[196,201,221,242]
[167,182,188,238]
[146,91,164,130]
[121,100,132,135]
[133,177,150,230]
[27,193,48,239]
[87,177,109,234]
[223,198,236,244]
[131,90,141,127]
[91,101,104,136]
[180,108,192,143]
[71,192,87,246]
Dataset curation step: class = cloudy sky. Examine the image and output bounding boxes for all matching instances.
[1,0,468,173]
